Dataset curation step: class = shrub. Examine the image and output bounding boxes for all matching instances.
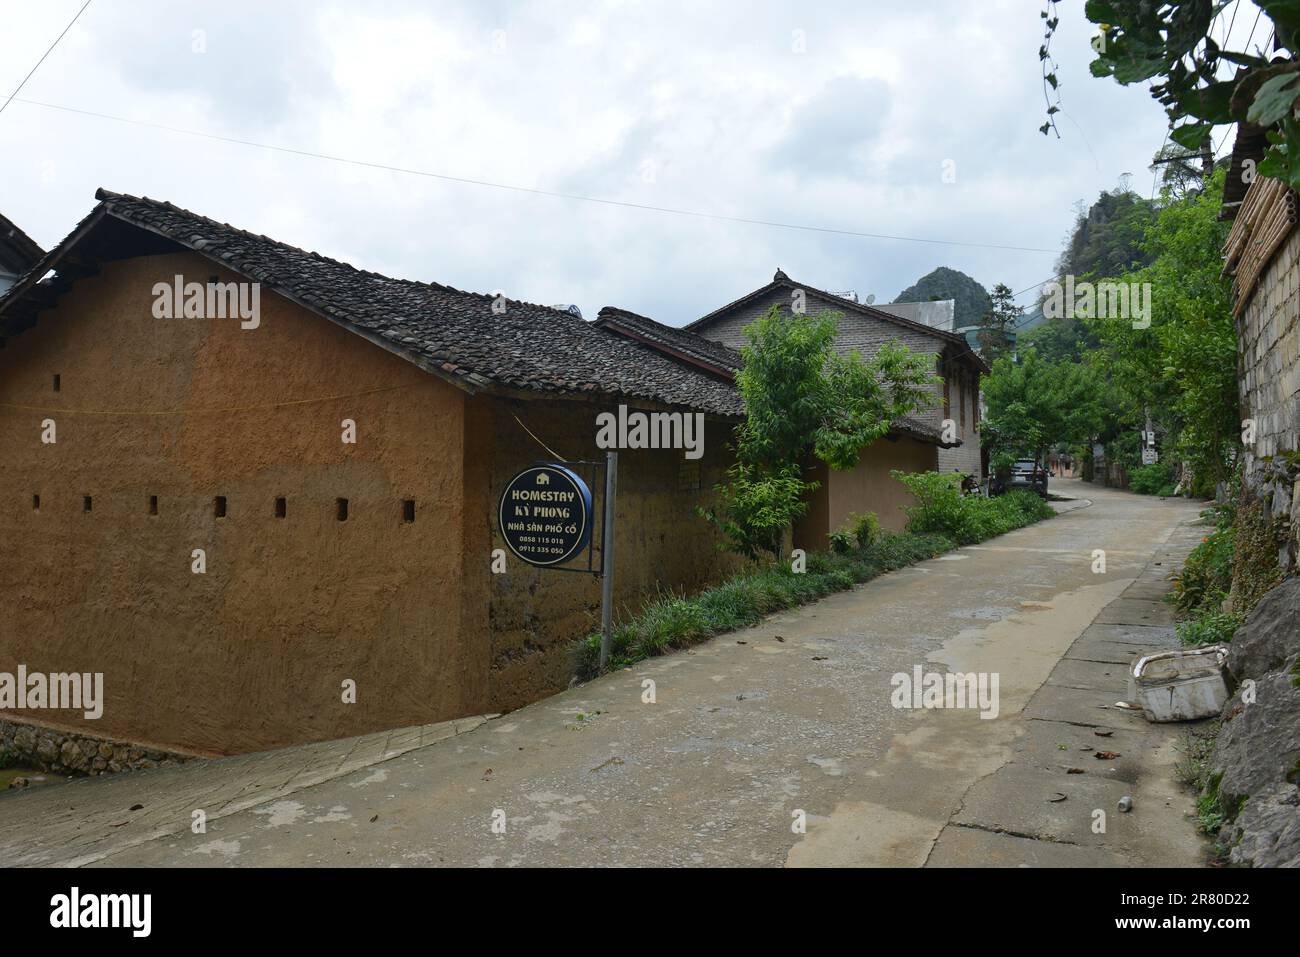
[1129,461,1174,495]
[830,511,880,552]
[827,529,854,553]
[1171,523,1235,613]
[697,462,811,560]
[891,470,1055,546]
[848,511,881,548]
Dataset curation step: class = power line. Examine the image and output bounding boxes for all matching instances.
[11,95,1061,255]
[1013,277,1056,299]
[0,1,93,119]
[1150,129,1169,200]
[1243,6,1264,57]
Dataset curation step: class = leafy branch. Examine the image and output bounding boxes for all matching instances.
[1051,1,1300,188]
[1040,1,1064,137]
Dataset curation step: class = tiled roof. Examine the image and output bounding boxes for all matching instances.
[591,309,953,447]
[687,269,989,375]
[689,270,969,345]
[892,415,954,447]
[0,211,44,276]
[593,306,741,379]
[0,190,743,416]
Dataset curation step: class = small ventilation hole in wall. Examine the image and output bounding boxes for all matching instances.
[83,495,92,513]
[214,496,227,518]
[275,497,287,518]
[52,374,60,392]
[32,494,40,511]
[149,495,158,515]
[336,498,349,521]
[402,499,415,523]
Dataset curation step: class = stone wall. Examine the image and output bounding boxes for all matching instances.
[1,716,194,777]
[1216,177,1300,865]
[1237,212,1300,572]
[1209,577,1300,866]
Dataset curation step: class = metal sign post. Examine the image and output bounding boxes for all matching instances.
[496,453,617,670]
[598,451,617,670]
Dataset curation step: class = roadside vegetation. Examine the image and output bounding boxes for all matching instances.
[697,304,936,560]
[579,480,1054,676]
[576,297,1060,677]
[1170,482,1285,649]
[978,170,1236,500]
[893,472,1055,545]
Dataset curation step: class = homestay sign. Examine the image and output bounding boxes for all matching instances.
[499,464,593,567]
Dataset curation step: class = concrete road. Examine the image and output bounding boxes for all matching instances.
[0,479,1211,867]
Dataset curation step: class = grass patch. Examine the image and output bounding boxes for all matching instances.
[1176,608,1245,646]
[1177,725,1247,862]
[577,531,953,676]
[578,486,1056,677]
[1176,720,1220,792]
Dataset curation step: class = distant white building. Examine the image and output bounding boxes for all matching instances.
[875,299,956,334]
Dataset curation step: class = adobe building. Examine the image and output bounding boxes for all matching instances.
[686,270,985,545]
[0,189,745,757]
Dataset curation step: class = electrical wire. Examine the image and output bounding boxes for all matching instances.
[0,1,93,118]
[10,96,1062,255]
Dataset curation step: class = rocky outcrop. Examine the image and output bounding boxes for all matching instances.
[0,718,192,778]
[1227,576,1300,680]
[1215,658,1300,800]
[1220,781,1300,868]
[1209,577,1300,866]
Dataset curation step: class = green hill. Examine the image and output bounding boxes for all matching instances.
[892,267,992,330]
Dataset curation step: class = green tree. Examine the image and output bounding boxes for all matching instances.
[1084,169,1237,488]
[700,306,938,558]
[976,282,1022,362]
[981,350,1105,467]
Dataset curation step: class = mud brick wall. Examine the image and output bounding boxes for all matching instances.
[482,397,743,711]
[0,252,488,755]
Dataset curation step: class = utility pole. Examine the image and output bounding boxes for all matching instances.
[598,451,617,670]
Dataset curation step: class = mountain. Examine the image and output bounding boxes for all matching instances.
[892,267,992,330]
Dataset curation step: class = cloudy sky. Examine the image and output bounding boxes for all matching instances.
[0,1,1224,325]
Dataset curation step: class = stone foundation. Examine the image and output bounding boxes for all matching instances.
[0,717,195,777]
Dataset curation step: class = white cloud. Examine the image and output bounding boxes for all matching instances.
[0,0,1172,325]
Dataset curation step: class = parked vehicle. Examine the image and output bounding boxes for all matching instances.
[991,459,1049,497]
